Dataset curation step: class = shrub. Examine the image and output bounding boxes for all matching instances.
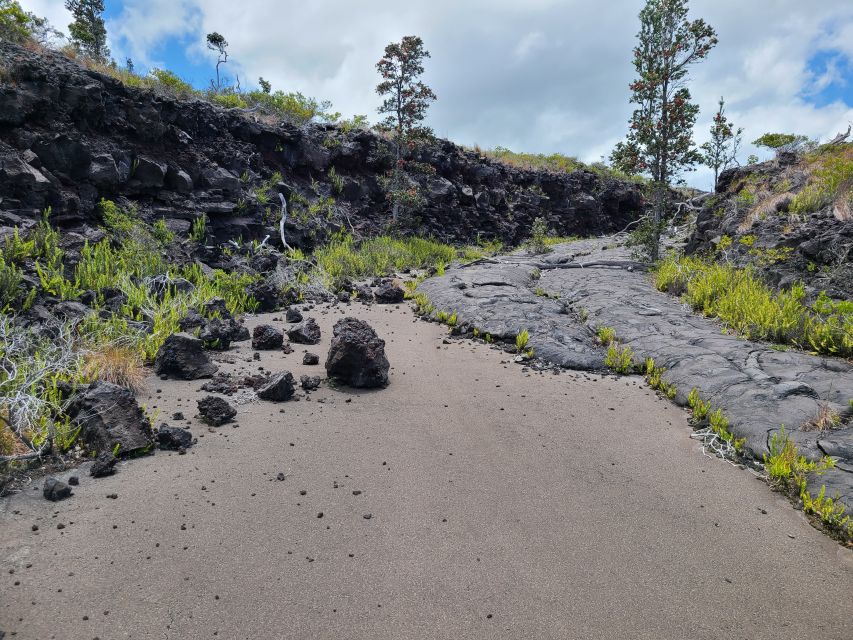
[0,254,22,312]
[152,218,175,245]
[190,215,207,243]
[763,425,834,484]
[526,217,550,254]
[687,387,710,420]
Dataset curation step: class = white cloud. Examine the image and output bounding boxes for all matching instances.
[17,0,853,190]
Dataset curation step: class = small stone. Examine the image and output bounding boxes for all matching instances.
[43,478,72,502]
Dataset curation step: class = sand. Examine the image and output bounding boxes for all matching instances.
[1,302,852,640]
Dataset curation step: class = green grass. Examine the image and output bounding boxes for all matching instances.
[516,329,529,352]
[655,255,852,357]
[604,342,634,374]
[596,326,616,346]
[790,148,853,214]
[312,233,502,288]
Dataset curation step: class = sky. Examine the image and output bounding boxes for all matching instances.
[20,0,853,190]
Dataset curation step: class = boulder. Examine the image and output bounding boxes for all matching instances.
[43,477,72,501]
[156,424,193,450]
[303,352,319,365]
[247,280,280,311]
[87,153,120,189]
[285,307,303,323]
[374,282,404,304]
[197,395,236,426]
[132,156,167,188]
[287,318,321,344]
[252,324,284,350]
[90,452,118,477]
[154,333,218,379]
[256,372,296,402]
[200,318,247,350]
[325,317,390,388]
[67,380,154,455]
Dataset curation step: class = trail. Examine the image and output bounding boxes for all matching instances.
[1,302,851,639]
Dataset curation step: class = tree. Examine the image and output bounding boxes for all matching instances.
[0,0,61,45]
[611,0,716,261]
[701,97,742,187]
[376,35,437,221]
[258,77,271,95]
[65,0,109,61]
[206,32,229,93]
[752,133,810,156]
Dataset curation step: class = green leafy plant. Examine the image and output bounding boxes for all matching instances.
[605,342,634,374]
[597,326,616,346]
[190,215,207,243]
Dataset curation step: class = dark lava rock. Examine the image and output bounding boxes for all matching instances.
[374,282,404,304]
[67,381,154,455]
[67,476,79,486]
[247,280,280,312]
[354,284,374,302]
[325,317,390,388]
[302,352,320,365]
[257,372,296,402]
[43,477,72,501]
[154,333,218,379]
[287,318,321,345]
[197,395,236,426]
[156,424,193,450]
[285,307,303,323]
[90,452,118,478]
[300,375,322,391]
[178,309,206,332]
[252,324,284,350]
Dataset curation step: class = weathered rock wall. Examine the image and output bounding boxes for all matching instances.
[0,42,644,249]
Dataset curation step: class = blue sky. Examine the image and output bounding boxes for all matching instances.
[20,1,853,190]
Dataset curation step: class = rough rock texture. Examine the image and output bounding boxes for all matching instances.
[0,41,643,249]
[199,317,247,350]
[300,375,322,391]
[252,324,284,350]
[256,372,296,402]
[197,395,236,426]
[374,281,404,304]
[154,333,218,379]
[687,153,852,300]
[156,424,193,451]
[418,236,853,509]
[90,452,118,478]
[285,307,303,323]
[325,317,390,388]
[302,352,319,365]
[66,380,154,455]
[287,318,321,345]
[43,477,72,501]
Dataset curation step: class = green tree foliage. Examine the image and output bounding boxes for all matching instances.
[206,31,229,92]
[0,0,60,44]
[611,0,717,261]
[65,0,109,61]
[752,133,810,155]
[701,97,742,186]
[376,35,437,221]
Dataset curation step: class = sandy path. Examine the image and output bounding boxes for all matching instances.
[1,303,852,640]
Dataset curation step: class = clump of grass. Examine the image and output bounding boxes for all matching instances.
[687,387,710,421]
[516,329,530,352]
[763,425,834,484]
[596,326,616,346]
[801,485,851,534]
[707,408,744,451]
[803,404,842,432]
[654,255,852,357]
[82,344,145,392]
[643,358,676,399]
[190,215,207,243]
[790,147,853,214]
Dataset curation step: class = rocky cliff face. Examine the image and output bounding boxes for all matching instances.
[0,42,644,249]
[687,150,852,300]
